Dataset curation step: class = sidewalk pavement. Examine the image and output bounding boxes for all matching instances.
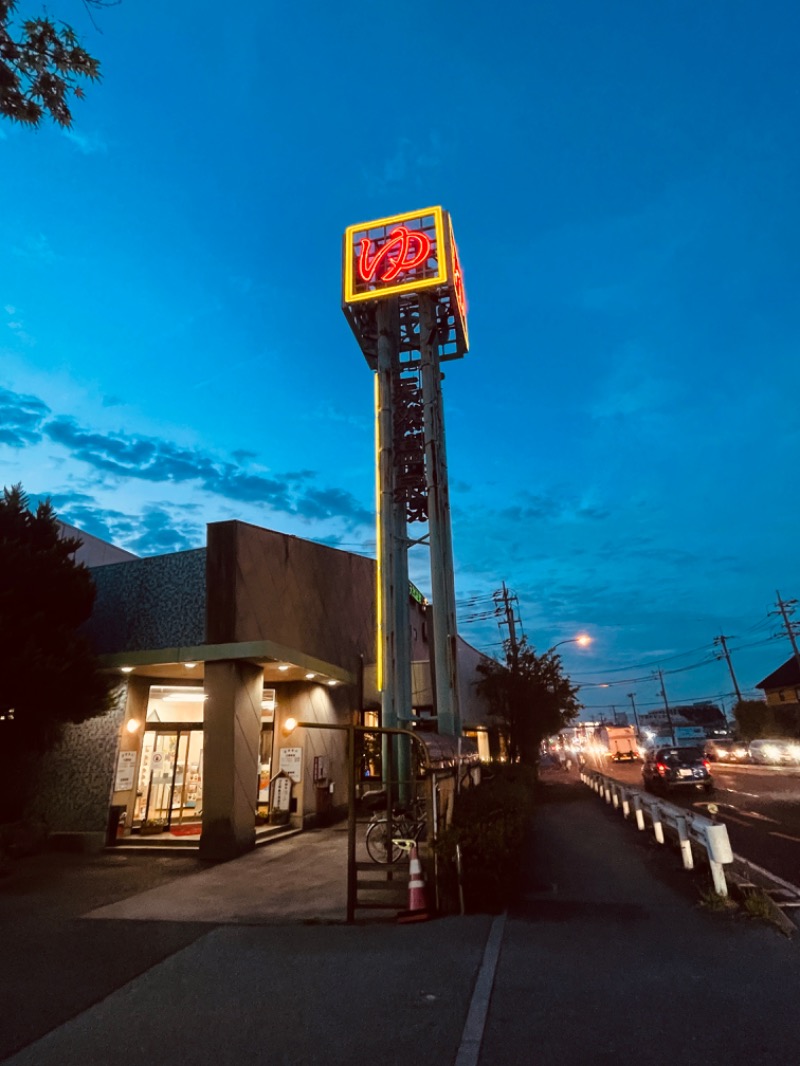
[3,773,800,1065]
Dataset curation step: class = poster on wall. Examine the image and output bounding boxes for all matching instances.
[279,746,302,783]
[272,774,292,811]
[114,750,137,792]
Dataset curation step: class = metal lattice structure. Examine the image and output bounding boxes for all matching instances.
[342,206,469,740]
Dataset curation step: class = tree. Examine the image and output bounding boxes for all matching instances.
[477,637,583,764]
[0,0,111,127]
[0,484,117,819]
[733,697,800,742]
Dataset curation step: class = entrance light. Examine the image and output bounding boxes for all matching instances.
[283,717,298,737]
[126,718,141,733]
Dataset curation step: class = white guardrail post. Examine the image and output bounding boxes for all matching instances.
[583,769,733,897]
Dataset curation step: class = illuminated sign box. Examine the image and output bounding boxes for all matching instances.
[342,205,469,358]
[343,207,447,303]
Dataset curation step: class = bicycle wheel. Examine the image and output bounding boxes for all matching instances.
[365,819,404,863]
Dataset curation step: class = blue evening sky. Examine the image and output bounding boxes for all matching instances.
[2,0,799,719]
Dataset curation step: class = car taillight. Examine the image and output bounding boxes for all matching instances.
[703,759,710,769]
[656,762,667,775]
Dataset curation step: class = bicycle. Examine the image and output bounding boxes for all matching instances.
[364,796,427,864]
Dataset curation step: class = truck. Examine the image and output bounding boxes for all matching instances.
[641,725,708,752]
[595,725,639,762]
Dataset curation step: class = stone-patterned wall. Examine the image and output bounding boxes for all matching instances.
[85,549,206,654]
[28,684,127,835]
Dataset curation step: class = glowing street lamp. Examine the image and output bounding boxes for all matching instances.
[546,635,592,654]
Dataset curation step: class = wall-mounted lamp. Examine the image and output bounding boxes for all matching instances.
[126,718,141,734]
[282,716,298,737]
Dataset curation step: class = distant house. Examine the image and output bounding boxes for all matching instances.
[673,702,727,729]
[756,657,800,706]
[58,521,138,568]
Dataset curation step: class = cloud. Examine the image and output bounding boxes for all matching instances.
[491,489,611,526]
[48,492,204,556]
[125,506,203,555]
[12,233,57,264]
[62,129,108,155]
[4,305,34,345]
[360,134,446,196]
[0,386,50,447]
[297,486,372,526]
[26,401,373,529]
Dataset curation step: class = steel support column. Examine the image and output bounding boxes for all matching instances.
[376,300,412,795]
[419,293,461,736]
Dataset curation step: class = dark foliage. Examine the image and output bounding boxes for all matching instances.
[0,0,105,127]
[435,765,537,913]
[0,484,117,818]
[476,638,582,764]
[733,697,800,741]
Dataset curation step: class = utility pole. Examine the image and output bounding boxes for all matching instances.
[774,590,800,673]
[494,582,521,669]
[713,635,742,703]
[627,692,641,733]
[657,669,676,746]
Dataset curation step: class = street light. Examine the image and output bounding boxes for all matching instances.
[545,635,592,654]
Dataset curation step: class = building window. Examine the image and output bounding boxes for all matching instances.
[778,690,787,702]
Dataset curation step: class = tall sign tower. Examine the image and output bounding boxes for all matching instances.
[342,206,468,740]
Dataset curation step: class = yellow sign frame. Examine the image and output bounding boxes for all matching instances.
[343,206,448,304]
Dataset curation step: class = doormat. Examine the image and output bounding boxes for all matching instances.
[169,824,202,836]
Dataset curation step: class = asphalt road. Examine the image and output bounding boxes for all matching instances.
[5,779,800,1066]
[591,754,800,887]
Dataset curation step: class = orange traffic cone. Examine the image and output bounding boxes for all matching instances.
[397,844,430,924]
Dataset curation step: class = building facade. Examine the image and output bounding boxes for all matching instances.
[31,519,493,857]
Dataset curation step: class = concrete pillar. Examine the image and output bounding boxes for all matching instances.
[200,660,262,861]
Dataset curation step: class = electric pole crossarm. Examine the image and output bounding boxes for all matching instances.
[774,591,800,672]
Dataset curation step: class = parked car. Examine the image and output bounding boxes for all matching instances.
[642,746,714,794]
[748,738,800,765]
[704,739,750,763]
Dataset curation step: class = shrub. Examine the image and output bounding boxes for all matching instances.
[434,764,536,913]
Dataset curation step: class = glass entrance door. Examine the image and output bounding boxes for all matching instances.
[134,729,203,829]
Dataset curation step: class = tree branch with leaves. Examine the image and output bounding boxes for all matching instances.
[477,637,583,765]
[0,0,111,127]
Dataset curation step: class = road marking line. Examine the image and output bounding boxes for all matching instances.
[455,912,506,1066]
[741,810,780,824]
[769,832,800,844]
